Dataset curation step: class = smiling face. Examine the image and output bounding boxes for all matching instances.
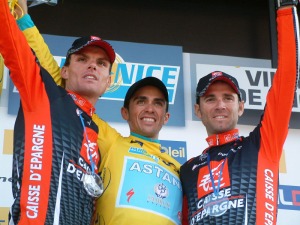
[121,85,170,139]
[61,45,111,105]
[195,81,244,136]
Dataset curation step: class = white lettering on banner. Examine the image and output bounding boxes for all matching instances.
[129,162,181,189]
[278,188,293,206]
[278,186,300,210]
[114,63,179,88]
[264,169,275,225]
[196,64,300,112]
[160,146,186,158]
[26,124,45,219]
[103,62,180,104]
[10,59,180,103]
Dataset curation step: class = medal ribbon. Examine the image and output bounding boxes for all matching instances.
[207,154,227,196]
[206,148,235,196]
[77,109,95,174]
[78,110,104,198]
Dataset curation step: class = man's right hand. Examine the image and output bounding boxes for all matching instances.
[14,0,28,19]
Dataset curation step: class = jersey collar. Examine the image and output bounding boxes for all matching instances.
[67,91,95,117]
[130,132,160,144]
[206,129,239,147]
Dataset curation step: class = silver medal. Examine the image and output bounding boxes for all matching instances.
[82,173,104,198]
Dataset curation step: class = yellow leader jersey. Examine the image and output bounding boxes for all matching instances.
[96,133,182,225]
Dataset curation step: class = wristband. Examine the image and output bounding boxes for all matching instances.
[276,0,298,8]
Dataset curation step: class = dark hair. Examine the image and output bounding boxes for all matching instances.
[196,95,200,105]
[64,55,71,67]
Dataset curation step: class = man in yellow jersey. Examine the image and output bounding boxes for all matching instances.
[94,77,182,225]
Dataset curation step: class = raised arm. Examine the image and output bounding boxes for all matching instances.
[0,0,46,111]
[14,0,63,86]
[259,4,299,161]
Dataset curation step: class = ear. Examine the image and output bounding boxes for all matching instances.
[60,66,69,80]
[106,76,112,89]
[163,112,170,125]
[194,103,202,119]
[238,100,245,117]
[121,107,129,121]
